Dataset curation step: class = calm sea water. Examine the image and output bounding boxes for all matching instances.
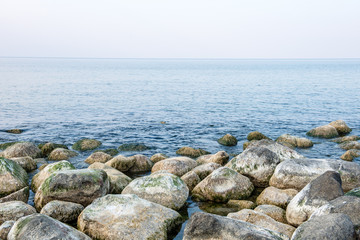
[0,58,360,238]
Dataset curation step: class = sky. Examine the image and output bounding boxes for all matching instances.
[1,0,360,58]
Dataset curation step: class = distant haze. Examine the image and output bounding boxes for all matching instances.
[1,0,359,58]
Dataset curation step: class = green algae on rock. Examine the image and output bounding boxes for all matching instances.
[217,134,238,146]
[118,143,151,151]
[176,146,210,158]
[0,158,28,199]
[72,139,102,151]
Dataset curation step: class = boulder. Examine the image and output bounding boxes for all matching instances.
[94,148,119,156]
[78,194,182,240]
[150,153,168,163]
[254,204,288,224]
[40,200,84,223]
[48,148,78,160]
[332,135,360,143]
[72,139,101,151]
[196,151,229,165]
[31,160,75,192]
[176,146,210,158]
[341,149,360,161]
[8,213,90,240]
[118,143,151,151]
[269,158,360,192]
[122,171,188,210]
[307,124,339,138]
[329,120,352,135]
[192,162,221,180]
[286,171,344,226]
[183,212,288,240]
[227,200,256,210]
[0,142,19,151]
[40,142,68,157]
[0,142,40,159]
[84,151,112,164]
[88,162,132,194]
[217,134,237,146]
[247,131,270,141]
[0,220,15,240]
[276,134,313,148]
[192,167,254,202]
[105,155,135,172]
[0,187,29,203]
[256,186,298,208]
[181,171,201,191]
[346,187,360,198]
[291,213,356,240]
[9,156,37,172]
[228,209,296,238]
[127,154,153,173]
[339,141,360,150]
[152,157,197,177]
[0,201,36,224]
[34,169,109,210]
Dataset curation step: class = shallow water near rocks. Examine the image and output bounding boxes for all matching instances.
[1,58,360,238]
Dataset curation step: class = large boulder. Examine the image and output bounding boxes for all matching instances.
[254,204,288,224]
[122,171,188,210]
[127,154,153,173]
[256,186,298,209]
[247,131,270,141]
[152,157,197,177]
[217,134,238,146]
[196,151,229,165]
[40,200,84,224]
[307,124,339,138]
[31,160,75,192]
[270,158,360,192]
[192,162,221,180]
[286,171,344,226]
[8,156,37,172]
[0,142,41,159]
[72,139,101,151]
[78,194,182,240]
[85,151,112,164]
[192,167,254,202]
[176,146,210,158]
[276,134,313,148]
[105,155,135,172]
[8,213,90,240]
[329,120,352,135]
[0,201,36,224]
[181,171,201,191]
[34,169,109,210]
[48,148,78,160]
[226,147,281,187]
[183,212,288,240]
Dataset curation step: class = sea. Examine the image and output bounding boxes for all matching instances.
[0,58,360,238]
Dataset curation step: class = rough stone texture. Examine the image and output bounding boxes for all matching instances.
[34,169,109,210]
[227,200,256,210]
[255,204,288,224]
[270,158,360,192]
[192,167,254,202]
[0,142,41,159]
[72,139,101,151]
[152,157,197,177]
[329,120,352,135]
[192,162,221,180]
[276,134,313,148]
[217,134,238,146]
[0,201,36,224]
[228,209,296,238]
[40,200,84,223]
[48,148,78,161]
[122,171,188,210]
[105,155,135,172]
[94,148,119,156]
[256,186,298,209]
[127,154,154,173]
[346,187,360,198]
[291,213,356,240]
[286,171,344,226]
[0,158,28,200]
[31,160,75,193]
[40,142,68,157]
[0,187,29,204]
[85,151,112,164]
[8,156,36,172]
[181,171,201,192]
[226,147,281,187]
[8,213,91,240]
[88,162,132,194]
[0,142,20,151]
[150,153,168,163]
[247,131,271,141]
[306,124,339,138]
[78,194,182,240]
[196,151,229,165]
[118,143,151,151]
[341,149,360,161]
[0,220,15,240]
[176,146,210,158]
[183,212,288,240]
[339,141,360,150]
[332,135,360,143]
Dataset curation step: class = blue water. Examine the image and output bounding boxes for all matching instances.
[0,58,360,238]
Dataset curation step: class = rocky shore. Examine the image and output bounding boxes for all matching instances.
[0,120,360,239]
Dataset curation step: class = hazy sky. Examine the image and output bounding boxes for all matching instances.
[1,0,359,58]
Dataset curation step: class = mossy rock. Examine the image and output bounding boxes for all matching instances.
[94,148,119,156]
[5,129,23,134]
[247,131,270,141]
[72,139,102,151]
[217,134,238,146]
[0,158,28,198]
[176,147,210,158]
[118,143,152,151]
[40,143,68,157]
[345,187,360,198]
[306,125,339,139]
[0,142,21,150]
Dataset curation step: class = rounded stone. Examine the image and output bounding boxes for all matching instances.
[48,148,78,160]
[40,200,84,223]
[217,134,238,146]
[152,157,197,177]
[72,139,102,151]
[85,152,112,164]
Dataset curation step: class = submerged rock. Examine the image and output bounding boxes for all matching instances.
[94,148,119,156]
[48,148,78,160]
[339,141,360,150]
[5,129,23,134]
[0,142,41,159]
[341,149,360,161]
[196,151,229,165]
[307,124,339,138]
[176,146,210,158]
[40,200,84,224]
[40,142,68,157]
[118,143,151,151]
[72,139,101,151]
[152,157,197,177]
[9,156,37,172]
[276,134,313,148]
[85,151,112,164]
[217,134,238,146]
[332,135,360,143]
[256,186,298,209]
[247,131,271,141]
[0,201,36,224]
[150,153,168,163]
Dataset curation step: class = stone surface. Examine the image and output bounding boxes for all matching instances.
[84,151,112,164]
[332,135,360,143]
[329,120,352,135]
[72,139,101,151]
[196,151,229,166]
[255,204,288,224]
[276,134,313,148]
[256,186,298,208]
[105,155,135,172]
[0,142,41,159]
[40,200,84,223]
[183,212,288,240]
[40,142,68,157]
[192,167,254,202]
[0,220,15,240]
[150,153,168,163]
[181,171,201,192]
[122,171,188,210]
[227,200,256,210]
[34,169,109,210]
[118,143,151,151]
[8,156,37,172]
[0,187,29,203]
[94,148,119,156]
[127,154,153,173]
[152,157,197,177]
[286,171,344,226]
[0,201,36,224]
[176,146,210,158]
[339,141,360,150]
[217,134,238,146]
[270,158,360,192]
[228,209,296,238]
[306,124,339,138]
[0,142,19,151]
[192,162,221,180]
[341,149,360,161]
[8,213,90,240]
[346,187,360,198]
[48,148,78,160]
[247,131,270,141]
[0,158,28,200]
[78,194,182,240]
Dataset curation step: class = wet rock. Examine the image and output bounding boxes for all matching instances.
[256,186,298,209]
[105,155,135,172]
[0,187,29,203]
[291,213,356,240]
[183,212,288,240]
[276,134,313,148]
[247,131,271,141]
[85,151,112,164]
[34,169,109,210]
[181,171,201,191]
[255,204,288,224]
[152,157,197,177]
[0,220,15,240]
[332,135,360,143]
[176,146,210,158]
[227,199,256,210]
[339,141,360,150]
[196,151,229,165]
[118,143,151,151]
[0,142,41,159]
[307,124,339,138]
[5,129,23,134]
[8,213,90,240]
[341,149,360,161]
[286,171,344,226]
[0,142,20,151]
[0,201,36,224]
[94,148,119,156]
[122,171,188,210]
[346,187,360,198]
[217,134,237,146]
[31,160,75,192]
[228,209,296,238]
[9,156,37,172]
[243,140,257,150]
[150,153,168,163]
[40,142,68,157]
[40,200,84,223]
[127,154,153,173]
[72,139,101,151]
[192,162,221,180]
[269,158,360,192]
[48,148,78,160]
[78,194,182,240]
[192,167,254,202]
[88,162,131,194]
[329,120,352,135]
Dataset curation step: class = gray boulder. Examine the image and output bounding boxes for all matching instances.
[152,157,197,177]
[0,201,36,224]
[0,142,41,159]
[0,220,15,240]
[256,186,298,209]
[40,200,84,223]
[181,171,201,191]
[196,151,229,165]
[192,162,221,180]
[254,204,288,224]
